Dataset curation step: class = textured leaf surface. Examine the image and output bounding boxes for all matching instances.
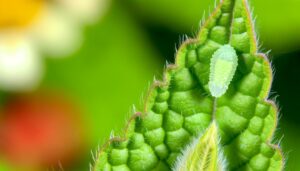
[92,0,283,170]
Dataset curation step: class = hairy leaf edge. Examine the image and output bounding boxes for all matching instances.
[91,0,285,170]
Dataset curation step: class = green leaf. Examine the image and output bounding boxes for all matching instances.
[174,122,224,171]
[92,0,284,170]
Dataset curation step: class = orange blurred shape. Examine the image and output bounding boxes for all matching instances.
[0,0,44,28]
[0,93,85,169]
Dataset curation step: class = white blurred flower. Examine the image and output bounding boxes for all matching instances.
[56,0,109,24]
[0,31,42,91]
[28,5,82,57]
[0,0,109,91]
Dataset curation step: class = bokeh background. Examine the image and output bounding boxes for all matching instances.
[0,0,299,170]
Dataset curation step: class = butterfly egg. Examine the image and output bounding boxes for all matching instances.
[209,44,238,97]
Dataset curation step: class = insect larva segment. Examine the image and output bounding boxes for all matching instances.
[209,44,238,97]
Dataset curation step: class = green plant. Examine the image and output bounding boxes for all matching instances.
[92,0,284,170]
[174,122,222,171]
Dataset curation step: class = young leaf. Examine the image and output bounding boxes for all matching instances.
[174,122,224,171]
[92,0,284,170]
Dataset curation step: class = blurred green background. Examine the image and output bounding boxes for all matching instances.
[0,0,299,170]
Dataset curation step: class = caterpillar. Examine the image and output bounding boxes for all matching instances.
[208,44,238,97]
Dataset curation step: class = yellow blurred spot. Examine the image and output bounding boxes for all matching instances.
[0,0,44,28]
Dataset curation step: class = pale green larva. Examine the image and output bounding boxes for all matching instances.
[208,44,238,97]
